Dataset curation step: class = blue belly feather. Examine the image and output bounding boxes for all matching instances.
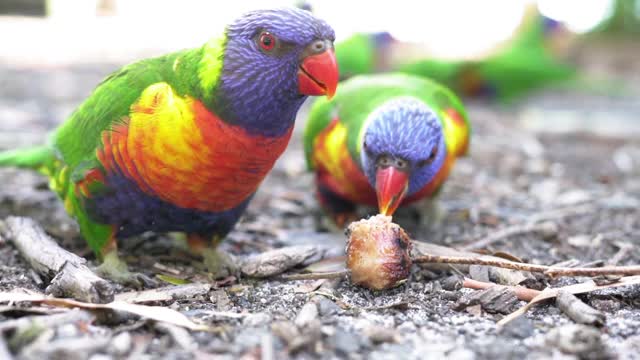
[87,173,251,238]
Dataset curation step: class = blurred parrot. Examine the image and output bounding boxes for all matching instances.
[334,5,578,103]
[304,73,470,228]
[0,7,338,284]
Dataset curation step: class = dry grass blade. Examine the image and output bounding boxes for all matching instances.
[0,292,211,331]
[498,275,640,327]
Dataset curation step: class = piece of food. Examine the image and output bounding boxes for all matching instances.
[345,214,412,290]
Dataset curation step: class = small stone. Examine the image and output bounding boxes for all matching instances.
[314,296,341,317]
[567,234,594,248]
[363,325,399,344]
[329,329,361,355]
[294,302,319,328]
[589,298,622,313]
[441,275,464,291]
[109,332,132,356]
[56,323,80,338]
[501,315,534,339]
[555,189,592,206]
[271,321,299,343]
[465,304,483,316]
[243,313,272,328]
[545,324,612,360]
[89,354,113,360]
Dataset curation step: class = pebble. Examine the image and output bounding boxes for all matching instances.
[295,302,319,328]
[109,332,132,356]
[545,324,611,359]
[363,325,399,344]
[501,315,534,339]
[329,329,361,355]
[314,296,341,317]
[243,313,272,328]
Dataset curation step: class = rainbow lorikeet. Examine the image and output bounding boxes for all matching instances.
[0,7,338,284]
[334,6,577,103]
[303,73,470,228]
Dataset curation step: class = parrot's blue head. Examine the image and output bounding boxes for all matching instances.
[361,97,446,215]
[217,7,338,137]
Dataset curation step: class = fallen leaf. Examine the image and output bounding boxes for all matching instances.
[156,274,192,285]
[0,292,211,331]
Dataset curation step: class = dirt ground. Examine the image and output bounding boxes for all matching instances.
[1,36,639,359]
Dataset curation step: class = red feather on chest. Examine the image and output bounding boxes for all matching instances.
[98,97,292,212]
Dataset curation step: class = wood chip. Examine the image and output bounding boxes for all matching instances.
[114,283,211,304]
[556,291,606,327]
[0,217,113,303]
[454,286,520,315]
[241,245,332,278]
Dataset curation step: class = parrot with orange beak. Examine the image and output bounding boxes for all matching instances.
[0,7,338,285]
[304,73,469,228]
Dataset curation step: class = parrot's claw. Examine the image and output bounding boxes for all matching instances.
[202,248,239,279]
[95,251,157,288]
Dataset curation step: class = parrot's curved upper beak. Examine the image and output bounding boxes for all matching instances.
[298,42,338,99]
[375,166,409,216]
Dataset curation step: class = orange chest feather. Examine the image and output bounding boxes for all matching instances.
[97,83,292,212]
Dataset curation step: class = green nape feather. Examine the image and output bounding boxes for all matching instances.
[304,73,469,168]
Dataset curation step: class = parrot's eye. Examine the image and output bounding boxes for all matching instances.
[259,32,277,52]
[395,159,408,169]
[418,146,438,167]
[377,155,392,168]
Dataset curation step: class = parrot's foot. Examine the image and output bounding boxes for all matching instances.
[202,248,239,279]
[95,251,157,288]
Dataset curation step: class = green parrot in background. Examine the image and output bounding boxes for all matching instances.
[334,5,584,103]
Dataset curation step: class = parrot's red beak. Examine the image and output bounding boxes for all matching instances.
[375,166,409,216]
[298,49,338,99]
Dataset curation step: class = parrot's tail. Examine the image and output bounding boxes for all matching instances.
[0,146,54,170]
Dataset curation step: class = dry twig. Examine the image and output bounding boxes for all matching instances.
[279,270,349,281]
[414,254,640,278]
[462,278,541,302]
[0,217,113,303]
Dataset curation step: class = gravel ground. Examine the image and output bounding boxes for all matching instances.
[0,29,639,359]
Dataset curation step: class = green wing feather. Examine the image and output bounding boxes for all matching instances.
[0,42,221,254]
